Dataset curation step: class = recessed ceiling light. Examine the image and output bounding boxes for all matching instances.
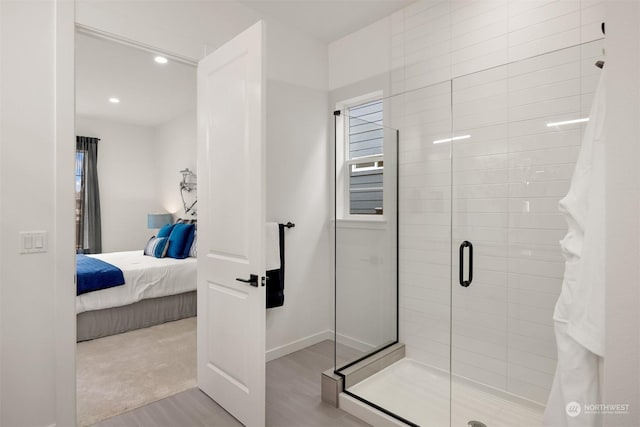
[154,56,168,64]
[109,97,120,104]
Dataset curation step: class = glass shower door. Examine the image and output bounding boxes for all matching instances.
[333,80,454,427]
[334,107,399,369]
[450,41,605,426]
[338,81,455,426]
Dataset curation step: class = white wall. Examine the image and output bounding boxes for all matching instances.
[604,2,640,425]
[76,116,159,252]
[1,1,76,426]
[330,0,606,405]
[265,80,331,358]
[328,17,391,91]
[153,110,198,219]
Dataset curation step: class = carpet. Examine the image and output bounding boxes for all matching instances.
[76,317,197,426]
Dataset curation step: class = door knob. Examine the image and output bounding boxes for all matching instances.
[236,274,259,287]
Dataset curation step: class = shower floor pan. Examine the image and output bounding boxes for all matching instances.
[340,358,544,427]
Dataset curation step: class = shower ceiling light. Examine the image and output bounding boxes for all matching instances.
[154,56,168,64]
[546,117,589,127]
[108,97,120,104]
[433,134,471,144]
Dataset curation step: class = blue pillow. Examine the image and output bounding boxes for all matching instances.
[188,231,197,258]
[143,236,169,258]
[157,223,175,238]
[166,223,195,259]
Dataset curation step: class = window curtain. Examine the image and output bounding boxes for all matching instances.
[76,136,102,254]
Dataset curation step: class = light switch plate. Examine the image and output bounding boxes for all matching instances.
[20,231,48,254]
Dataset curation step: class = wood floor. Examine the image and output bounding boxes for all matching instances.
[93,340,369,427]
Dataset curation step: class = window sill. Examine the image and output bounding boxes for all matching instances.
[335,218,388,230]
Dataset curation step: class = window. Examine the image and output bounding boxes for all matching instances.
[75,151,85,252]
[346,99,384,215]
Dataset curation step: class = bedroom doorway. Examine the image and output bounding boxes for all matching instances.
[74,26,199,426]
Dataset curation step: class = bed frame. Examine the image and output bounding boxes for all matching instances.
[77,291,196,342]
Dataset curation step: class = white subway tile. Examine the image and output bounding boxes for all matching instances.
[508,0,579,32]
[509,78,580,109]
[453,359,508,390]
[508,11,580,47]
[508,28,580,63]
[508,146,580,168]
[453,332,507,360]
[507,377,551,404]
[453,153,508,171]
[507,197,561,213]
[507,363,554,390]
[508,347,557,375]
[453,347,507,376]
[508,331,556,358]
[454,198,508,213]
[507,258,564,278]
[404,343,451,371]
[508,286,560,307]
[453,0,507,26]
[508,302,555,327]
[508,129,581,153]
[453,225,509,243]
[509,61,579,91]
[508,213,567,230]
[508,0,553,19]
[507,272,561,295]
[453,168,508,186]
[404,0,451,32]
[508,317,555,341]
[508,227,565,246]
[508,164,575,183]
[508,243,563,262]
[509,95,581,123]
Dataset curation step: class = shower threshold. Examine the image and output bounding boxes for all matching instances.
[340,358,544,427]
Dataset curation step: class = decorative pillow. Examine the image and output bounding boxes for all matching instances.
[143,236,169,258]
[188,231,197,258]
[157,223,175,238]
[166,223,195,259]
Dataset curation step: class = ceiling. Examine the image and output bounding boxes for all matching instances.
[75,0,414,127]
[75,32,196,127]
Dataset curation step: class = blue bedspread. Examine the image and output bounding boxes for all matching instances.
[76,254,125,295]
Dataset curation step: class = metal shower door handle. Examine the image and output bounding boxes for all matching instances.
[459,241,473,287]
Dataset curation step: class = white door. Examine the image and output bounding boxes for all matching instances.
[197,21,266,427]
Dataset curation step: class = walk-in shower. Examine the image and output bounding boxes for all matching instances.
[332,39,605,426]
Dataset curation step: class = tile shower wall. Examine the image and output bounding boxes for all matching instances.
[387,0,604,404]
[449,41,602,404]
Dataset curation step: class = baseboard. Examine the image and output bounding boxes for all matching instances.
[265,330,333,362]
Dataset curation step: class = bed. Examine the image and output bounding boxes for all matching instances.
[76,250,197,341]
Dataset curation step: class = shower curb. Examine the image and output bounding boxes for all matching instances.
[321,343,405,407]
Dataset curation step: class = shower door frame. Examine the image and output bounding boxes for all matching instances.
[332,108,410,424]
[332,39,604,427]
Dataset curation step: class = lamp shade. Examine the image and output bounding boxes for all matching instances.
[147,213,173,229]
